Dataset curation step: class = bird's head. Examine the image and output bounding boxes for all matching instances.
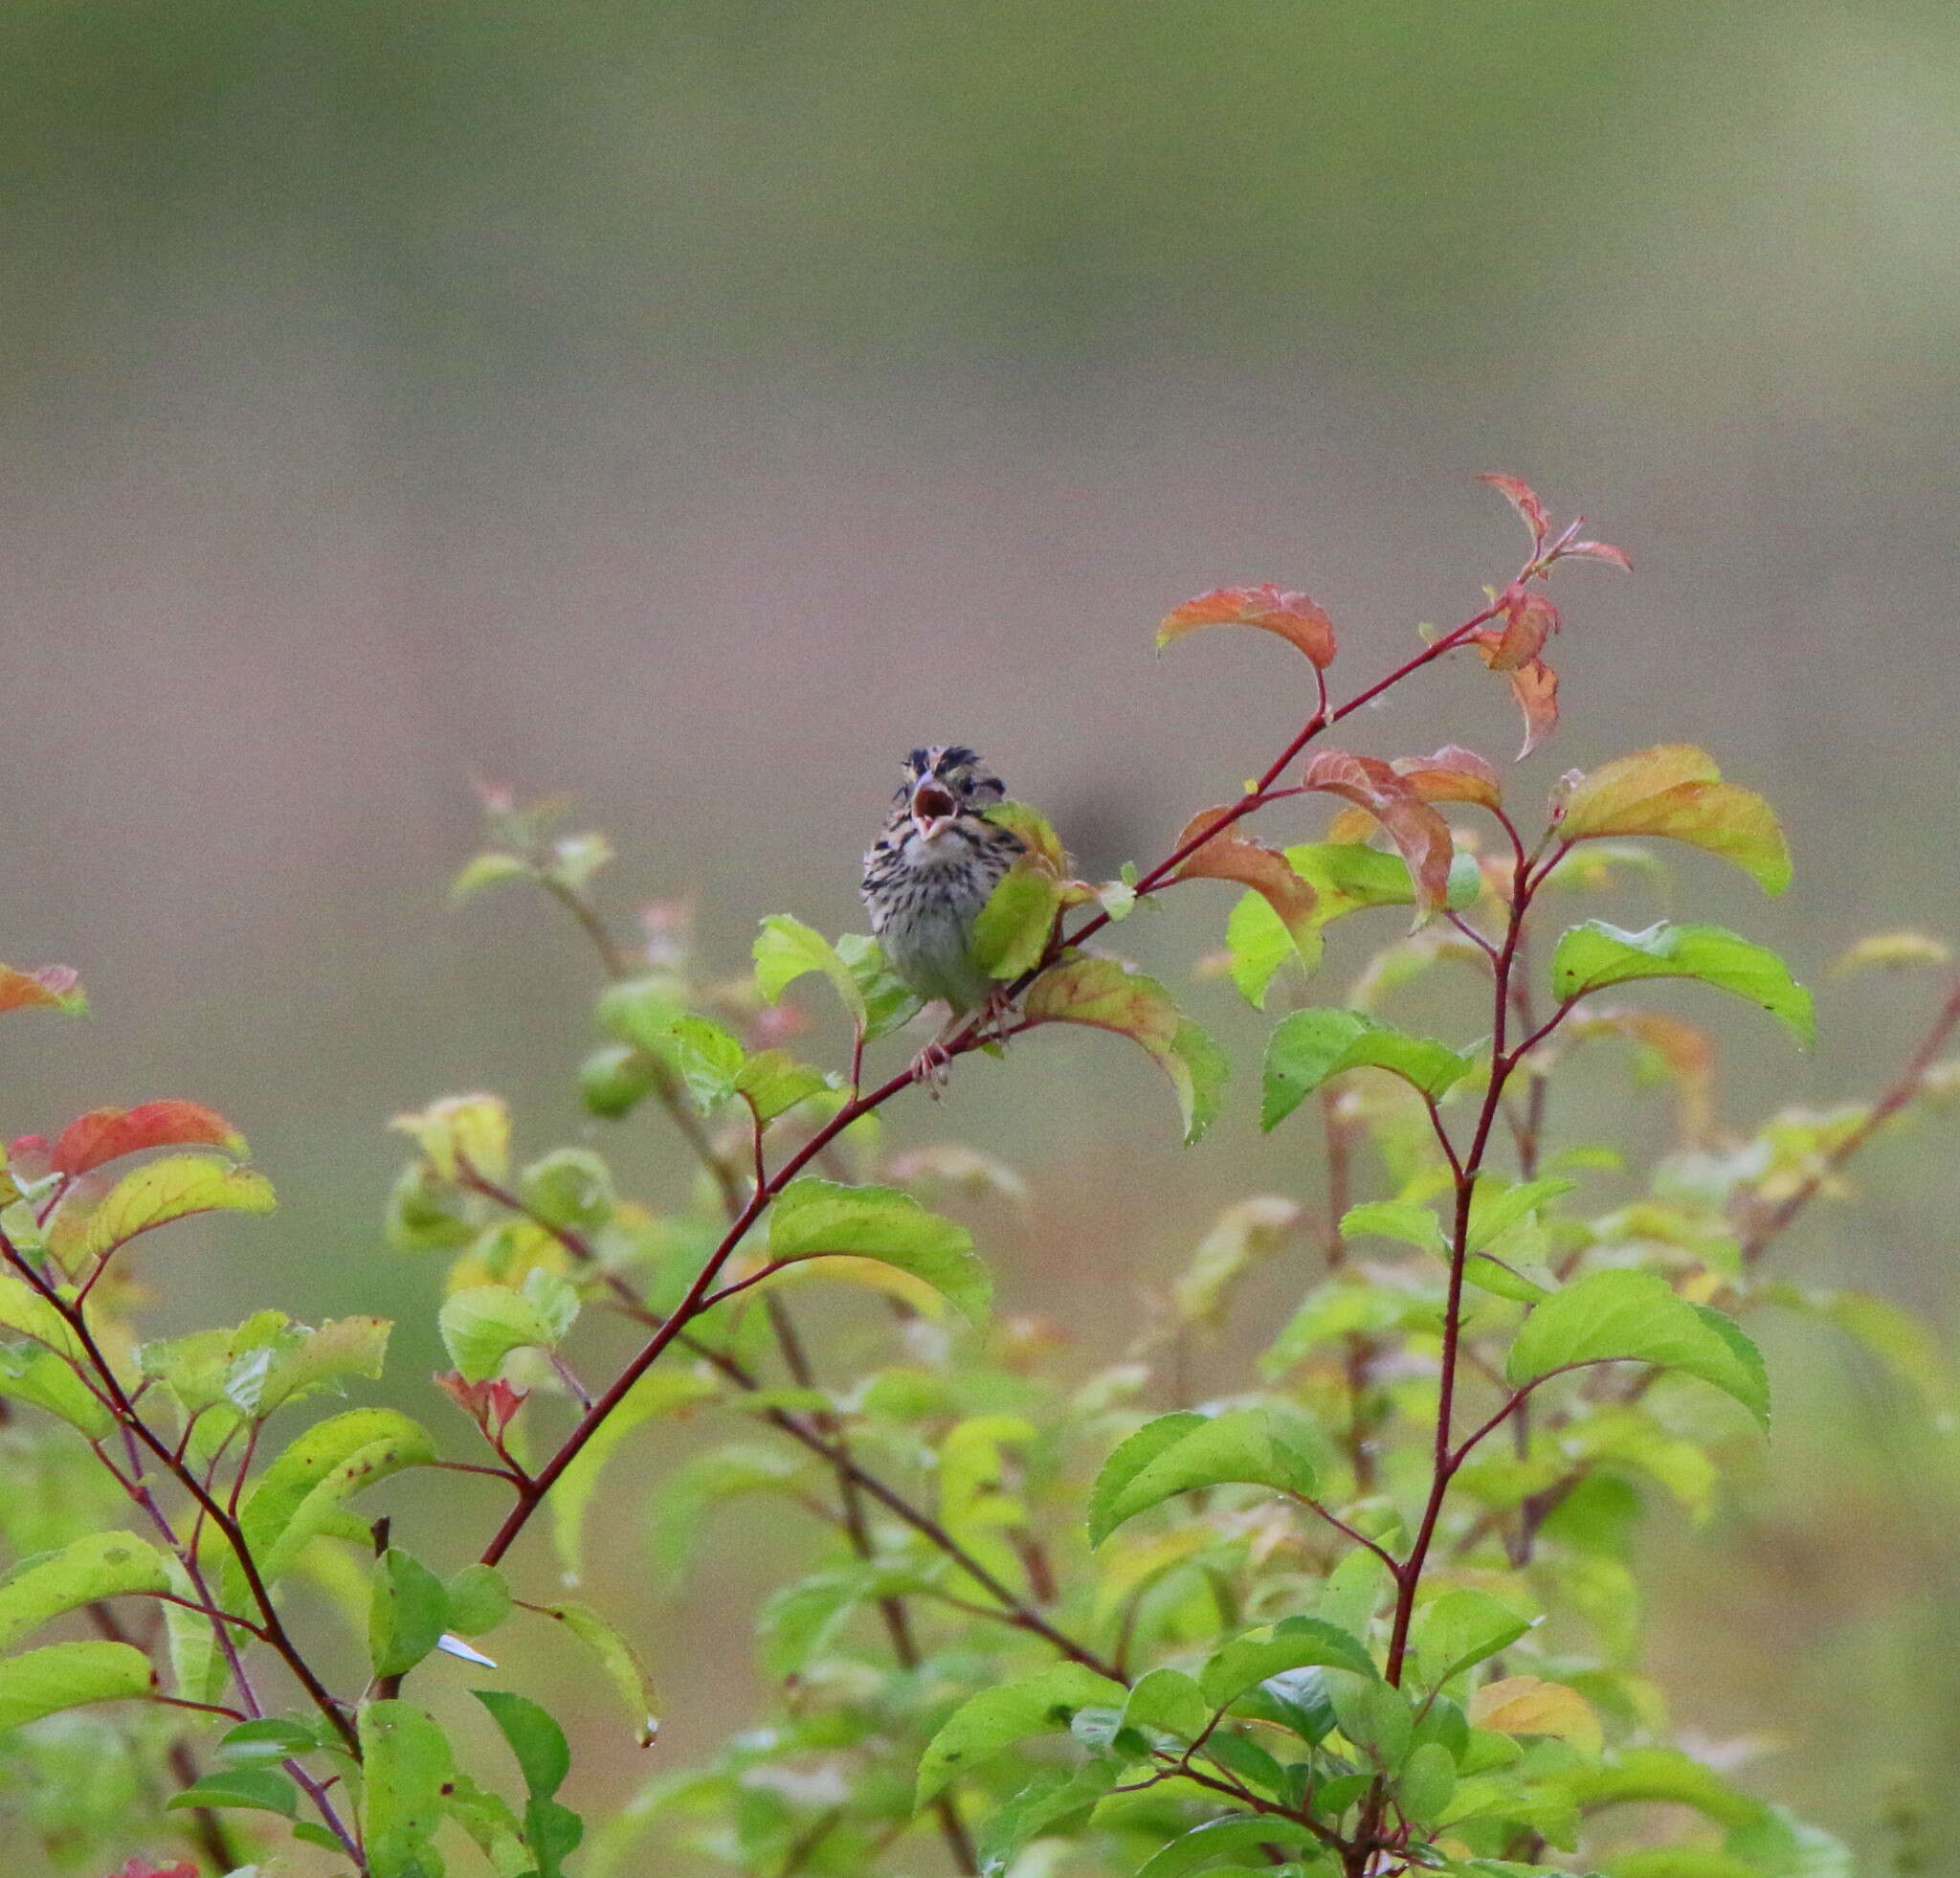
[897,745,1008,848]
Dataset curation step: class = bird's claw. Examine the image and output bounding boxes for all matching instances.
[909,1039,953,1097]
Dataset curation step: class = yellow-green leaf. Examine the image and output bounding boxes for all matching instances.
[76,1156,276,1263]
[1559,746,1791,895]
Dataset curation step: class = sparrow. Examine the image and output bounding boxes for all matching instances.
[861,746,1026,1080]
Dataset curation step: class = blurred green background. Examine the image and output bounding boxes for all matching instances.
[6,0,1960,1864]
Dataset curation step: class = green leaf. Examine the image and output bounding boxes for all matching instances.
[833,932,924,1040]
[473,1688,587,1877]
[653,1014,747,1112]
[443,1563,512,1638]
[440,1269,581,1382]
[1549,921,1814,1045]
[1559,745,1792,895]
[1199,1616,1377,1708]
[1464,1177,1577,1253]
[451,852,532,902]
[0,1340,111,1442]
[0,1273,85,1358]
[1134,1814,1319,1878]
[369,1549,449,1678]
[1262,1009,1472,1129]
[756,1570,873,1681]
[1224,889,1321,1008]
[939,1414,1036,1591]
[532,1600,660,1746]
[1022,955,1229,1144]
[1260,1281,1434,1379]
[1398,1740,1457,1823]
[0,1640,153,1727]
[474,1687,571,1799]
[765,1178,990,1320]
[1089,1409,1318,1546]
[1120,1666,1211,1741]
[390,1091,511,1181]
[1553,1746,1764,1826]
[549,1369,718,1586]
[1326,1670,1413,1767]
[76,1155,277,1263]
[359,1699,454,1878]
[579,1043,660,1119]
[1599,1855,1759,1878]
[1341,1200,1447,1254]
[167,1767,299,1818]
[974,1761,1118,1876]
[971,865,1062,980]
[1172,1196,1303,1326]
[916,1662,1127,1804]
[753,915,866,1025]
[733,1050,830,1124]
[520,1149,616,1232]
[217,1717,326,1765]
[1414,1589,1533,1688]
[1507,1269,1770,1427]
[236,1408,438,1592]
[593,974,690,1052]
[0,1531,167,1652]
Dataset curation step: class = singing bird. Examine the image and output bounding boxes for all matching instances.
[862,745,1026,1078]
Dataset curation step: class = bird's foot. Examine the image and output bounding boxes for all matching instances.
[909,1039,953,1097]
[975,984,1019,1049]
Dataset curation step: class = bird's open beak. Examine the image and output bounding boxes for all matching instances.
[910,777,957,842]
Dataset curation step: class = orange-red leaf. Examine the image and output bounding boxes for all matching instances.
[1300,751,1454,920]
[1170,807,1318,939]
[1564,538,1633,571]
[1467,629,1559,758]
[1487,587,1559,673]
[111,1864,198,1878]
[1158,585,1336,669]
[1479,473,1550,545]
[0,965,86,1017]
[52,1103,248,1178]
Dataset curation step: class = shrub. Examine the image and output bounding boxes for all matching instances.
[2,477,1951,1876]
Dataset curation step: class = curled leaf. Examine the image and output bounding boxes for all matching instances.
[1158,585,1336,669]
[1478,472,1551,545]
[52,1102,247,1178]
[1487,586,1559,673]
[1023,956,1227,1144]
[1563,538,1634,571]
[1171,807,1317,942]
[1300,751,1454,921]
[1465,628,1560,758]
